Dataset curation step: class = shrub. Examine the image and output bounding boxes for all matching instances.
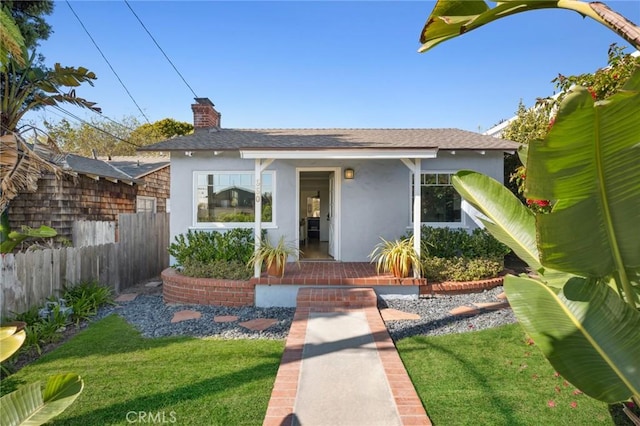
[412,226,511,259]
[63,280,114,324]
[402,226,509,282]
[168,228,257,267]
[182,259,253,281]
[423,257,504,282]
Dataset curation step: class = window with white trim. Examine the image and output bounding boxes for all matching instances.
[411,172,462,223]
[136,196,157,213]
[194,171,274,225]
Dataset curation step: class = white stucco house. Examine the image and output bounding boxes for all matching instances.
[141,98,519,275]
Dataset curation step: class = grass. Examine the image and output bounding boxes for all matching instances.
[397,323,619,425]
[0,315,284,426]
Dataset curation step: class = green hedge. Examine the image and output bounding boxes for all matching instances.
[168,228,256,267]
[404,226,511,282]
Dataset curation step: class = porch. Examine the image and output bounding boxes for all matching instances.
[248,261,424,286]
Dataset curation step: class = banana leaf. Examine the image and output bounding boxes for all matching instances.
[505,275,640,403]
[0,373,83,426]
[0,325,26,362]
[418,0,631,53]
[452,170,569,286]
[527,67,640,304]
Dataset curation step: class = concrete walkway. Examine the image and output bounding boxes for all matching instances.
[263,288,431,426]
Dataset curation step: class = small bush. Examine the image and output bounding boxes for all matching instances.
[63,280,114,324]
[408,226,511,259]
[168,228,256,267]
[182,259,253,281]
[423,257,504,282]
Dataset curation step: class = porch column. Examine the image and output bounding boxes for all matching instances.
[401,158,422,278]
[254,158,274,278]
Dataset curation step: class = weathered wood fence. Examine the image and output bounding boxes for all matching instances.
[72,220,116,247]
[0,213,169,318]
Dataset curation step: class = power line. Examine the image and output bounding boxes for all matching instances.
[65,1,151,123]
[51,105,142,148]
[124,0,198,98]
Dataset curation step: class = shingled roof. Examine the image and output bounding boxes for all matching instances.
[139,128,519,152]
[104,156,170,179]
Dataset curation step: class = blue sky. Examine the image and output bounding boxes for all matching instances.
[25,0,640,133]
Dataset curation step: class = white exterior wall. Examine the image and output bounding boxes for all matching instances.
[169,150,505,263]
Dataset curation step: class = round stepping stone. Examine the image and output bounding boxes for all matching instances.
[449,306,481,316]
[239,318,278,331]
[214,315,239,323]
[115,293,138,302]
[472,301,510,310]
[171,310,202,323]
[380,308,420,321]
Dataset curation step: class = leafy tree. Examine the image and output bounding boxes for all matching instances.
[2,0,54,49]
[419,0,640,420]
[44,117,193,157]
[0,9,98,244]
[0,7,26,66]
[501,44,639,212]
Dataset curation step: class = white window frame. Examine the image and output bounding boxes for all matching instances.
[410,170,466,228]
[136,196,157,213]
[192,170,276,229]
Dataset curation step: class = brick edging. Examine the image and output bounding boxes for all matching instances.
[420,276,504,295]
[161,268,254,307]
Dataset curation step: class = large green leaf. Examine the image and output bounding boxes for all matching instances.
[0,325,26,362]
[527,67,640,285]
[418,0,628,53]
[0,374,83,426]
[452,170,569,285]
[505,275,640,403]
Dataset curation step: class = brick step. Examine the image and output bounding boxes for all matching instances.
[296,287,377,312]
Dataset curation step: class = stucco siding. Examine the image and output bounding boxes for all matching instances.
[168,151,506,264]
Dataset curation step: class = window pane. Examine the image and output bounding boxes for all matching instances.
[196,172,274,223]
[415,173,461,223]
[437,174,449,185]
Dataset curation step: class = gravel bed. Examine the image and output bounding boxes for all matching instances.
[94,286,516,341]
[95,295,295,340]
[382,286,517,341]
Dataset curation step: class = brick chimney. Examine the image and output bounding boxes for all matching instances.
[191,98,221,129]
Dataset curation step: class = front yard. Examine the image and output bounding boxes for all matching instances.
[1,313,623,425]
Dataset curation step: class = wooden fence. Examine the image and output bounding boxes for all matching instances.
[0,213,169,318]
[72,220,116,247]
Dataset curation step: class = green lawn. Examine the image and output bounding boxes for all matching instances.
[398,324,619,426]
[4,314,628,426]
[1,315,284,426]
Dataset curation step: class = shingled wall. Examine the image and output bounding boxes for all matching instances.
[8,173,136,242]
[137,166,170,213]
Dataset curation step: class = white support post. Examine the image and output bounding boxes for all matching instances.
[413,159,421,276]
[253,158,274,278]
[401,158,422,278]
[254,159,262,278]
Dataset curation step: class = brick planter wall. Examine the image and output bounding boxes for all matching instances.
[419,276,504,296]
[161,268,254,307]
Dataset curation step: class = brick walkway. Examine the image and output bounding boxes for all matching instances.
[263,288,431,426]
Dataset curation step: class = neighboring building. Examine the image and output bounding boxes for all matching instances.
[105,156,171,214]
[140,98,518,270]
[8,153,169,241]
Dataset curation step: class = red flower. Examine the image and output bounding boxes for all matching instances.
[573,389,583,395]
[570,401,578,409]
[587,87,597,99]
[526,199,550,207]
[547,400,556,408]
[548,117,556,130]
